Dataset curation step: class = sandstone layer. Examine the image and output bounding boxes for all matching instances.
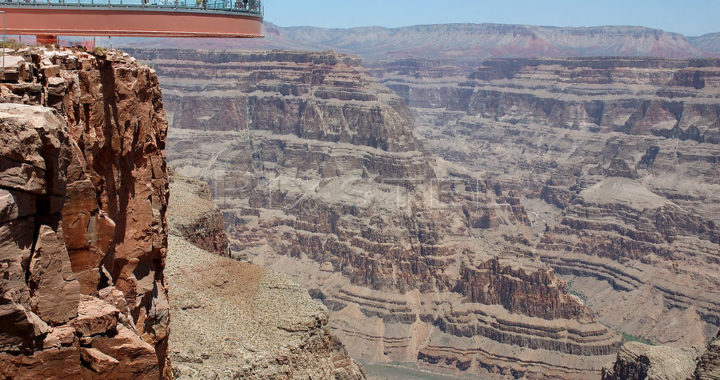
[133,49,623,379]
[371,57,720,349]
[167,172,365,379]
[0,47,170,378]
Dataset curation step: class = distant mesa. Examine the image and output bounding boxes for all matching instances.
[119,22,720,61]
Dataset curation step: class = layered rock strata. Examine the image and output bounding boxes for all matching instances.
[372,57,720,348]
[132,49,622,378]
[0,48,170,378]
[167,173,365,379]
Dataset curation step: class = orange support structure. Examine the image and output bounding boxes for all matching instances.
[36,34,57,45]
[0,4,263,39]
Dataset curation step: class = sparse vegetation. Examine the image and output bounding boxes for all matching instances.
[568,289,589,305]
[91,46,107,57]
[0,39,26,50]
[566,280,589,305]
[620,332,655,346]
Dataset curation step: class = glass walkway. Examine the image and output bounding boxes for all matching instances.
[0,0,263,15]
[0,0,264,41]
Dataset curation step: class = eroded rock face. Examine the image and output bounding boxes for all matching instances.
[0,47,169,379]
[133,49,623,379]
[167,173,365,379]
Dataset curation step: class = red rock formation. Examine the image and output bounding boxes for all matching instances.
[457,258,591,320]
[0,47,170,379]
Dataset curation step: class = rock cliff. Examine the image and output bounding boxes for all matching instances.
[373,56,720,350]
[0,48,170,378]
[132,49,623,379]
[167,172,365,379]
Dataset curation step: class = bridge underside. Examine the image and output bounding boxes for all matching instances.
[0,7,263,40]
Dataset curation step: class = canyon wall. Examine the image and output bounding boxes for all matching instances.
[372,57,720,349]
[132,48,623,379]
[0,48,170,378]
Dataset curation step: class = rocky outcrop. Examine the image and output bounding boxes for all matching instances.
[168,171,229,256]
[167,173,365,379]
[132,49,623,379]
[695,331,720,379]
[601,342,699,380]
[601,332,720,380]
[0,47,170,378]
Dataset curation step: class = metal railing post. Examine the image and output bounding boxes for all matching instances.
[1,11,5,75]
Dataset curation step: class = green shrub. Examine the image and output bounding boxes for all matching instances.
[91,46,107,57]
[0,39,26,50]
[620,331,655,345]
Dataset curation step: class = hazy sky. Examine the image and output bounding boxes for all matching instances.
[265,0,719,36]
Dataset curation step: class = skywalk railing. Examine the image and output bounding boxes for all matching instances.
[0,0,263,15]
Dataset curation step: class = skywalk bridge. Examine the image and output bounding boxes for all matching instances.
[0,0,263,43]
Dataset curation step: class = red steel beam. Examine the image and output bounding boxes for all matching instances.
[0,6,263,38]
